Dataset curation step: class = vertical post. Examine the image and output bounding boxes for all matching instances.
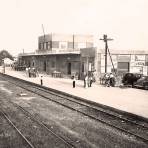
[104,35,108,73]
[40,76,43,85]
[86,56,89,75]
[73,34,75,50]
[42,24,46,49]
[147,62,148,76]
[100,34,113,74]
[50,32,52,50]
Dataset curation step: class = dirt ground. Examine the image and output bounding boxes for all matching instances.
[0,77,147,148]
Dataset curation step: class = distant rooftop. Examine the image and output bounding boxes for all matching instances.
[19,48,148,57]
[98,49,148,55]
[19,49,80,57]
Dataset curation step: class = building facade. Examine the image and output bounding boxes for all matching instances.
[37,33,94,52]
[18,34,148,81]
[18,33,94,79]
[99,49,148,76]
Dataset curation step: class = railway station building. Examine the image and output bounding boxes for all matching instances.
[18,33,148,80]
[18,33,95,79]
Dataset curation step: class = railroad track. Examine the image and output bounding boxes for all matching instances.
[1,74,148,146]
[0,99,75,148]
[0,109,34,148]
[10,100,75,148]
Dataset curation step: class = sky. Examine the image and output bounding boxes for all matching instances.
[0,0,148,56]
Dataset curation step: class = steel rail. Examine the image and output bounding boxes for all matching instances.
[1,74,147,125]
[10,100,75,148]
[1,75,148,144]
[5,74,148,128]
[6,76,148,129]
[0,109,35,148]
[30,84,148,128]
[23,88,148,144]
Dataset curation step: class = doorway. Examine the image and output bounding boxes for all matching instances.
[43,61,46,72]
[67,63,71,75]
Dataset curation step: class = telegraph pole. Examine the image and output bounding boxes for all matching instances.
[100,34,113,73]
[42,24,46,49]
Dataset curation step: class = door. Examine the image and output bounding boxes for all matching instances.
[67,63,71,75]
[43,61,46,72]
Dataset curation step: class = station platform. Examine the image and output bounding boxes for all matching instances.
[0,66,148,118]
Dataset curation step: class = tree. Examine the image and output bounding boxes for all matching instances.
[0,50,14,65]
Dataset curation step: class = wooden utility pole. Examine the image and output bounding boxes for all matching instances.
[42,24,46,49]
[100,34,113,73]
[73,34,75,50]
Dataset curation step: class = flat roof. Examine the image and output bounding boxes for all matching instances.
[98,49,148,55]
[20,49,80,57]
[19,48,148,57]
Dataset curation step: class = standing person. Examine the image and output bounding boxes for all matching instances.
[92,70,96,83]
[84,75,88,88]
[89,76,93,87]
[40,76,43,86]
[110,73,115,87]
[104,73,110,87]
[28,67,31,78]
[88,76,90,87]
[73,76,76,88]
[83,75,85,88]
[32,67,36,77]
[35,68,39,77]
[25,67,29,77]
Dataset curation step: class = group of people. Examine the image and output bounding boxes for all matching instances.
[103,73,116,87]
[25,68,115,88]
[72,74,94,88]
[84,75,93,88]
[26,67,39,78]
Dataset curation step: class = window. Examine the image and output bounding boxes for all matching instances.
[59,42,67,49]
[44,42,46,49]
[135,55,145,61]
[47,42,51,49]
[40,43,44,49]
[68,42,73,49]
[52,41,59,48]
[74,42,78,48]
[118,62,129,69]
[39,43,41,49]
